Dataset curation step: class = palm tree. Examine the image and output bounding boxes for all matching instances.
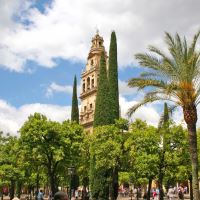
[128,31,200,200]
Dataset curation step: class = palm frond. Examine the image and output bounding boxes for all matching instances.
[140,71,159,78]
[127,92,174,117]
[165,32,175,47]
[128,78,166,90]
[188,30,200,57]
[175,33,183,56]
[135,53,178,79]
[135,53,161,70]
[183,36,188,61]
[129,30,200,119]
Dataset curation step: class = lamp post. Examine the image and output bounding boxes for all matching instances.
[68,166,75,200]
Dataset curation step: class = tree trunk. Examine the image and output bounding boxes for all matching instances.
[183,104,199,200]
[1,187,4,200]
[187,123,199,200]
[189,175,193,200]
[49,172,57,196]
[35,173,39,200]
[10,180,15,200]
[16,181,22,198]
[158,172,164,200]
[136,187,139,200]
[147,178,152,200]
[110,167,118,200]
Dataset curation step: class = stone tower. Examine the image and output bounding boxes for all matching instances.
[80,31,108,132]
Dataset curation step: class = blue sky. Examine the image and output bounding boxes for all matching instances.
[0,0,200,134]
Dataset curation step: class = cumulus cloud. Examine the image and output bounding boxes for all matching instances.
[119,95,160,127]
[46,82,73,97]
[0,96,160,135]
[0,99,71,135]
[1,95,200,135]
[1,0,200,71]
[118,79,141,97]
[45,82,81,97]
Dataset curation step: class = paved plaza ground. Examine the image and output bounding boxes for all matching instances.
[2,194,191,200]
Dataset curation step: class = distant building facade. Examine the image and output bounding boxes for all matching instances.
[80,32,108,132]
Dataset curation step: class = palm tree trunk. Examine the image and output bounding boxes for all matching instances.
[187,123,199,200]
[183,104,199,200]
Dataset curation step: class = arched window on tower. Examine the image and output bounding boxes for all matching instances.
[91,79,94,88]
[82,83,85,93]
[91,59,94,66]
[87,77,90,90]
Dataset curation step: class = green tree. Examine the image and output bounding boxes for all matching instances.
[157,103,170,200]
[126,119,159,200]
[0,135,24,200]
[79,132,90,200]
[108,32,120,200]
[71,75,79,123]
[94,53,112,127]
[20,113,84,196]
[108,31,119,121]
[128,31,200,199]
[163,124,190,191]
[90,125,122,200]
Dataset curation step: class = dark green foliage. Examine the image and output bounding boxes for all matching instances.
[163,103,169,123]
[93,53,112,127]
[90,124,124,200]
[71,75,79,123]
[108,31,119,121]
[90,156,109,200]
[71,174,79,190]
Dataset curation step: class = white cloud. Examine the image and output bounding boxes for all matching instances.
[46,82,73,97]
[1,96,200,135]
[119,95,160,127]
[45,82,81,97]
[119,79,140,96]
[1,0,200,71]
[0,99,71,135]
[0,97,160,135]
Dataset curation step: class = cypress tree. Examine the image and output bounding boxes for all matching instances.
[163,102,169,123]
[71,75,79,123]
[158,102,169,200]
[93,52,112,127]
[108,31,119,122]
[108,31,120,200]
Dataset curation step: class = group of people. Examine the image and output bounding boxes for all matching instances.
[36,190,70,200]
[142,185,187,200]
[36,189,89,200]
[167,186,186,200]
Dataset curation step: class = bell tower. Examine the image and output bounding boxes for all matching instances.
[80,31,108,132]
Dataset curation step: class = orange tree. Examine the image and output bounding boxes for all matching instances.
[128,31,200,199]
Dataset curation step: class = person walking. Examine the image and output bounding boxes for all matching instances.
[37,190,44,200]
[167,186,174,200]
[178,186,184,200]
